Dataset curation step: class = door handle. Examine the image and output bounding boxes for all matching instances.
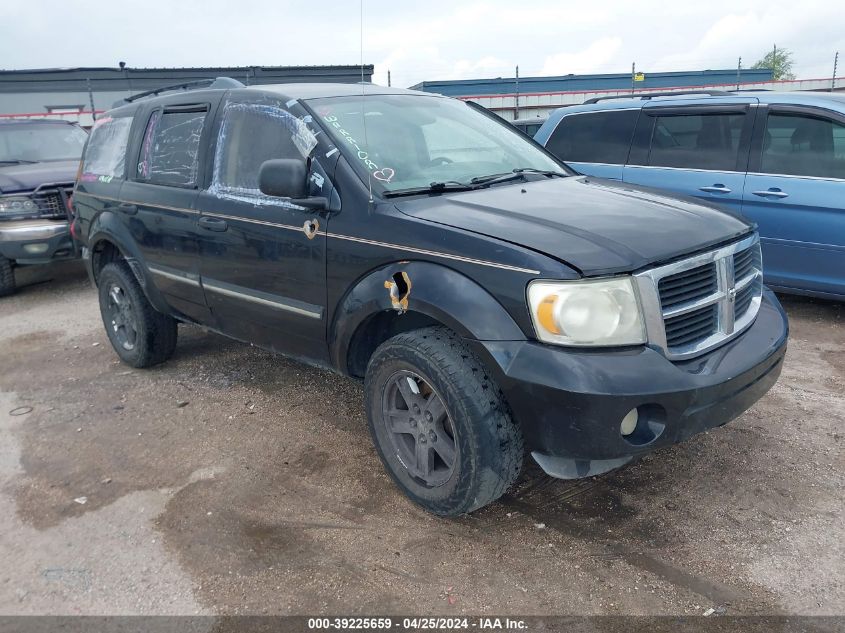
[752,189,789,199]
[699,185,732,194]
[117,203,137,215]
[198,216,228,232]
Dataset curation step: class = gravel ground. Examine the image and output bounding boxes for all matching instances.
[0,261,842,617]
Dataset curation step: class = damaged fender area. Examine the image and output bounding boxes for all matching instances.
[329,260,527,376]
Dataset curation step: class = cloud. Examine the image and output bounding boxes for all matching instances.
[0,0,842,88]
[540,37,624,76]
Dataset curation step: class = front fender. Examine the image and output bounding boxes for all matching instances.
[330,260,527,372]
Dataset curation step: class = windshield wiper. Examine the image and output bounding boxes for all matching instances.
[470,167,568,187]
[383,181,475,198]
[0,159,38,165]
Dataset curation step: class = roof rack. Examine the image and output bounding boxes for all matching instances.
[112,76,245,108]
[583,90,734,104]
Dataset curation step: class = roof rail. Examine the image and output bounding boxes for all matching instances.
[583,90,734,104]
[111,76,245,108]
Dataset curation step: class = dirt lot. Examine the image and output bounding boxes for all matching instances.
[0,261,842,617]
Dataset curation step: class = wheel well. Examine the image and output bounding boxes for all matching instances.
[346,310,444,378]
[90,240,126,285]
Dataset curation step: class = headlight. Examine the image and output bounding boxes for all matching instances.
[528,277,646,347]
[0,196,38,213]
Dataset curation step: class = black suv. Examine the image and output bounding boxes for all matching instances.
[73,81,788,515]
[0,119,87,295]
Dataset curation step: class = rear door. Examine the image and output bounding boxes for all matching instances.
[743,105,845,296]
[119,97,219,323]
[623,100,756,216]
[542,109,639,180]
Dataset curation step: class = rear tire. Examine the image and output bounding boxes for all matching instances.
[0,256,15,297]
[97,262,177,368]
[364,326,523,516]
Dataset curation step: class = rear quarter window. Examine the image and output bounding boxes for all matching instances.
[80,116,134,180]
[546,110,639,164]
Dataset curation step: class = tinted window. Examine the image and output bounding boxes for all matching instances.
[81,116,133,179]
[211,101,317,196]
[138,109,206,186]
[647,112,744,171]
[761,113,845,179]
[546,110,638,164]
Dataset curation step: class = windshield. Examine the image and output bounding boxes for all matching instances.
[0,123,88,163]
[311,94,568,193]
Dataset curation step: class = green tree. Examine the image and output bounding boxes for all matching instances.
[751,46,796,80]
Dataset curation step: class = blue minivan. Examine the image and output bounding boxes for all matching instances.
[535,91,845,300]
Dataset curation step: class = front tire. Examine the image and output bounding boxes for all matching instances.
[97,262,177,368]
[364,326,523,516]
[0,255,15,297]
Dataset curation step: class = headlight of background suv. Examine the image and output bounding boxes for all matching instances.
[528,277,646,347]
[0,196,38,214]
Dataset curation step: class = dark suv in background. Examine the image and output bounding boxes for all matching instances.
[73,80,787,516]
[0,119,87,296]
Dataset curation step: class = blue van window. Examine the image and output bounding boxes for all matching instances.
[546,110,638,165]
[762,113,845,179]
[647,113,744,171]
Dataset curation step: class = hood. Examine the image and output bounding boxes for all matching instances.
[0,160,78,194]
[395,176,753,275]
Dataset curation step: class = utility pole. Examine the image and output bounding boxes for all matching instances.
[833,52,839,91]
[736,57,742,91]
[387,70,391,87]
[86,78,96,122]
[631,62,636,94]
[514,65,520,120]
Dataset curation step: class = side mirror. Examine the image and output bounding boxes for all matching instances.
[258,159,308,199]
[258,159,329,211]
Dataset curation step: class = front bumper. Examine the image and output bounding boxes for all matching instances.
[0,219,76,264]
[471,289,789,479]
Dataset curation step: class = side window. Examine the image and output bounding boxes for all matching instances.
[545,110,638,164]
[761,113,845,179]
[211,102,317,198]
[81,115,133,180]
[137,108,207,187]
[647,112,745,171]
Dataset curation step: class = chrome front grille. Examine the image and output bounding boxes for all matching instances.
[634,233,763,360]
[658,262,717,310]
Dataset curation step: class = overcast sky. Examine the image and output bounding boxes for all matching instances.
[2,0,843,87]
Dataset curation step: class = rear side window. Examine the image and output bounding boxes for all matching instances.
[546,110,638,164]
[761,113,845,179]
[81,116,133,180]
[137,108,207,187]
[645,112,745,171]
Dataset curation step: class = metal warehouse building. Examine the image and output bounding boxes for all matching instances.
[411,68,843,120]
[0,65,374,127]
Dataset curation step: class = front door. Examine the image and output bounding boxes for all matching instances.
[623,101,756,217]
[743,106,845,297]
[195,96,332,362]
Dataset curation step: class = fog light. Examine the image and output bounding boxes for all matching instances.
[23,243,49,254]
[620,408,639,436]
